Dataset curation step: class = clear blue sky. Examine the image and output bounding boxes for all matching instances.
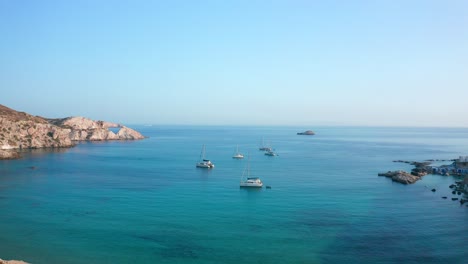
[1,0,467,126]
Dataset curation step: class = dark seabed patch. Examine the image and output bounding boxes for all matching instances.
[318,214,466,264]
[293,209,348,229]
[134,231,205,260]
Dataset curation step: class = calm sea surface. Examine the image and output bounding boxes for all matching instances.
[0,126,467,264]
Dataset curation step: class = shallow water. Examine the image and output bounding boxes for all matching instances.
[0,126,467,264]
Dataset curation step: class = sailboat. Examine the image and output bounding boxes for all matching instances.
[232,145,244,159]
[196,144,215,168]
[259,137,271,151]
[264,145,277,156]
[240,155,263,188]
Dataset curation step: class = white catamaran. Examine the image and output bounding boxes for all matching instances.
[196,145,215,168]
[259,137,272,151]
[240,155,263,188]
[232,145,244,159]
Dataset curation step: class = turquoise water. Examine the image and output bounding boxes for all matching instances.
[0,126,467,264]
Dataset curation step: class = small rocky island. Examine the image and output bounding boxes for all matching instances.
[297,130,315,135]
[378,161,433,184]
[0,104,145,160]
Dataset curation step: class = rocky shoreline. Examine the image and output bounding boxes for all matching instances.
[0,104,145,160]
[0,259,29,264]
[378,170,422,184]
[0,149,21,159]
[379,158,468,206]
[378,160,433,184]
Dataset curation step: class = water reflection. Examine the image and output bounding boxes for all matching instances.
[18,147,70,158]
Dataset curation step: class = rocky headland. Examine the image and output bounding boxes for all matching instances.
[48,116,144,141]
[0,104,145,159]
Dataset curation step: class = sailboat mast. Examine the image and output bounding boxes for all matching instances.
[199,144,205,161]
[247,154,250,177]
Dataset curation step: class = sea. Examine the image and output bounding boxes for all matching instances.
[0,126,467,264]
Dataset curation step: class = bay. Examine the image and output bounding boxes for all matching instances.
[0,126,467,264]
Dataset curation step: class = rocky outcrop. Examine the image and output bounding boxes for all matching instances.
[54,116,144,141]
[116,126,145,140]
[297,130,315,135]
[0,149,21,159]
[0,104,145,159]
[381,160,434,184]
[378,170,421,184]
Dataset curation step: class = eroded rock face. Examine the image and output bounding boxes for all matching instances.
[392,172,421,184]
[0,116,74,150]
[58,116,144,141]
[88,129,120,141]
[117,126,145,140]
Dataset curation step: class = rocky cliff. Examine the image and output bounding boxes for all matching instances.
[0,104,145,159]
[0,105,74,150]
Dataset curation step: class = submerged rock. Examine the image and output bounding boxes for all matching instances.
[0,150,20,159]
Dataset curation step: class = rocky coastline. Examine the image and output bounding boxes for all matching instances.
[379,158,468,206]
[378,170,422,184]
[378,160,445,184]
[0,104,145,160]
[0,259,29,264]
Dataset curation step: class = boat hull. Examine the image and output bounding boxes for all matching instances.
[196,163,214,168]
[259,147,271,151]
[240,182,263,188]
[240,178,263,188]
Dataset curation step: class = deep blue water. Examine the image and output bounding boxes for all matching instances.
[0,126,467,264]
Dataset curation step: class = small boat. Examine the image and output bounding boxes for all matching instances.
[232,145,244,159]
[258,137,271,151]
[264,143,277,156]
[240,155,263,188]
[196,145,215,168]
